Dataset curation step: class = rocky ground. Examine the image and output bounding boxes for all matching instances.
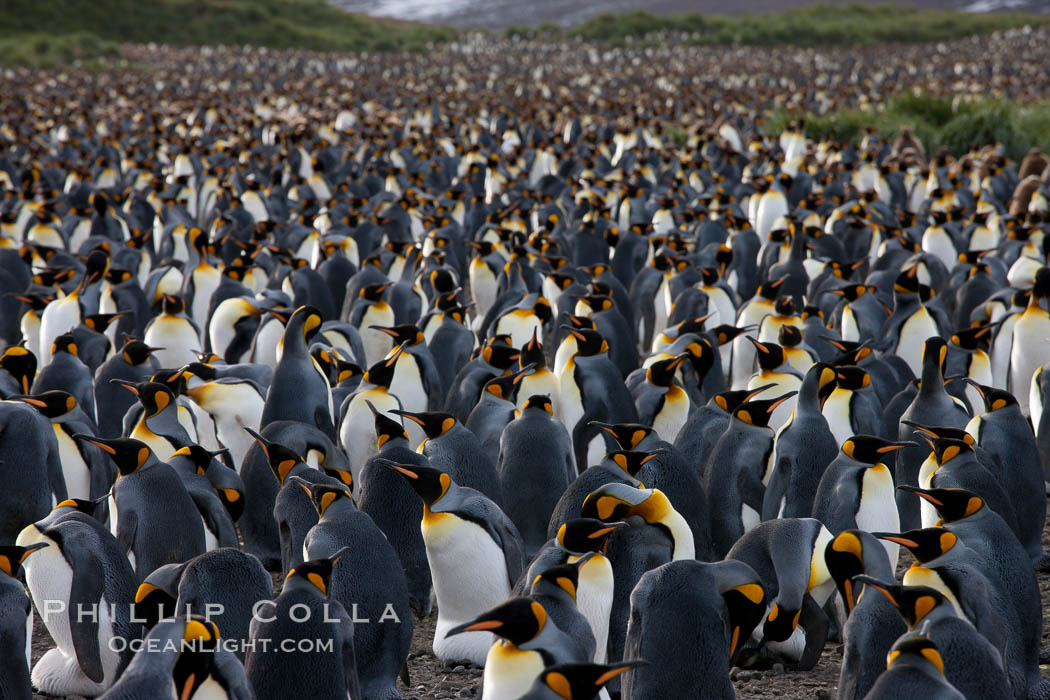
[29,513,1050,699]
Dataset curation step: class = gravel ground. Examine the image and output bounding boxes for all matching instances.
[27,512,1050,698]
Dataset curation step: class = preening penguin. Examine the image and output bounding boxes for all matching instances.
[726,518,835,671]
[166,446,240,551]
[580,482,694,561]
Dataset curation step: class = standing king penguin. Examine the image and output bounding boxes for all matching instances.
[381,460,525,666]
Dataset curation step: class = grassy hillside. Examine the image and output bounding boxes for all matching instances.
[534,4,1048,45]
[4,0,1048,67]
[0,0,454,66]
[765,94,1050,161]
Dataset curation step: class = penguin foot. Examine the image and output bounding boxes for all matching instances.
[432,624,491,667]
[1035,554,1050,573]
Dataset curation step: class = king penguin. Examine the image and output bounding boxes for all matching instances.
[349,282,395,367]
[17,500,143,697]
[393,408,503,506]
[118,380,193,461]
[622,558,767,699]
[900,484,1045,694]
[874,526,1046,699]
[704,392,797,557]
[630,353,691,441]
[518,518,621,664]
[93,339,160,438]
[498,394,576,556]
[134,548,273,662]
[339,343,408,481]
[0,542,48,700]
[853,575,1010,700]
[14,390,112,501]
[380,460,525,666]
[299,479,413,700]
[811,436,910,570]
[1009,267,1050,402]
[520,661,641,700]
[896,337,970,530]
[762,362,838,519]
[245,554,361,700]
[527,560,598,663]
[143,294,202,369]
[75,435,205,581]
[862,636,965,700]
[558,326,640,468]
[37,249,107,367]
[32,333,97,426]
[823,530,903,700]
[244,427,343,577]
[261,304,335,439]
[963,380,1049,568]
[166,446,240,550]
[97,615,253,700]
[447,597,588,700]
[0,397,66,542]
[727,517,836,670]
[356,403,433,616]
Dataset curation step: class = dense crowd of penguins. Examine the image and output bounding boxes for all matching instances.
[2,28,1050,700]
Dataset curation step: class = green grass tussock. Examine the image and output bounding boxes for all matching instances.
[766,94,1050,162]
[0,31,121,68]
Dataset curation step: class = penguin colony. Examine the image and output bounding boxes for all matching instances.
[1,26,1050,700]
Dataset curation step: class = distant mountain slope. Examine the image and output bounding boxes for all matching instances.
[332,0,1050,29]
